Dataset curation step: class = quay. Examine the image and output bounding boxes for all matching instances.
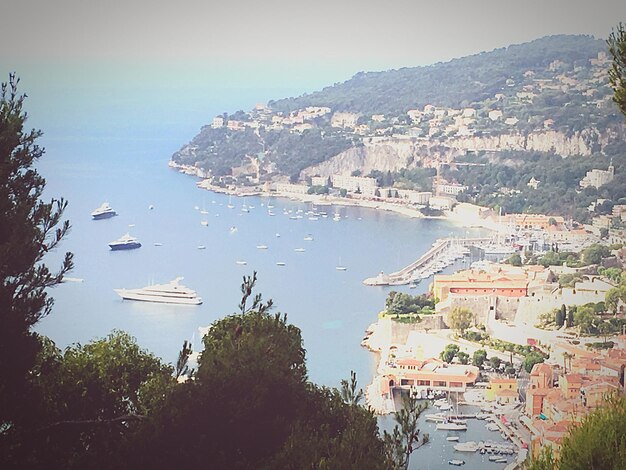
[363,237,493,286]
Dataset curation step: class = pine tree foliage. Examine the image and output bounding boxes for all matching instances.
[608,23,626,117]
[0,74,73,427]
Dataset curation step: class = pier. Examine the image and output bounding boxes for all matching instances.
[363,237,493,286]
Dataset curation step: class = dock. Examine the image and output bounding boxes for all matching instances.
[363,237,493,286]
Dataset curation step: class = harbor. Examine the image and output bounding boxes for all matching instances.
[363,237,496,286]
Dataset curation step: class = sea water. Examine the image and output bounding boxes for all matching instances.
[28,83,508,469]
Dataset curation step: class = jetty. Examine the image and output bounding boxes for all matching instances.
[363,237,493,286]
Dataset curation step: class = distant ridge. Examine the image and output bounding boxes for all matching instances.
[269,35,605,115]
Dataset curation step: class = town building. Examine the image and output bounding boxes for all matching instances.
[580,163,615,189]
[212,116,224,128]
[381,357,479,394]
[433,269,529,304]
[330,175,378,193]
[485,377,518,403]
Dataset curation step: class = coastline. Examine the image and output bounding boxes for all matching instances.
[170,163,498,232]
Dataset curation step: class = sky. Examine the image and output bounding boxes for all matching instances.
[1,0,625,137]
[2,0,626,83]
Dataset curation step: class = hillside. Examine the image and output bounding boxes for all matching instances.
[171,34,626,220]
[269,35,610,116]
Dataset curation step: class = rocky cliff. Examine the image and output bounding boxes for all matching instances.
[301,127,624,178]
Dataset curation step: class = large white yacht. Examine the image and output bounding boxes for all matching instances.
[91,202,117,219]
[114,277,202,305]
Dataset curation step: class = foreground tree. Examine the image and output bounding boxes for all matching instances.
[383,393,429,470]
[121,274,398,469]
[528,394,626,469]
[0,74,73,429]
[1,331,175,468]
[608,22,626,116]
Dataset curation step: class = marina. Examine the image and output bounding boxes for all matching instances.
[363,237,502,286]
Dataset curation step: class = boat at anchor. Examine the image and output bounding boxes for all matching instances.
[114,277,202,305]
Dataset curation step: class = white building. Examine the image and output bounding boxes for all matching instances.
[212,116,225,128]
[311,176,330,187]
[330,112,360,129]
[437,182,467,196]
[488,110,503,121]
[580,164,615,189]
[331,175,378,193]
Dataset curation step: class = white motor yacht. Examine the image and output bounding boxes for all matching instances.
[114,277,202,305]
[91,202,117,219]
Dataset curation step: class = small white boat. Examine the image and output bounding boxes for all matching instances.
[276,262,286,266]
[336,266,347,271]
[256,245,268,250]
[235,260,247,265]
[148,204,154,210]
[439,404,453,411]
[448,460,465,466]
[153,242,163,247]
[294,248,306,252]
[304,235,314,241]
[275,233,280,238]
[446,436,460,442]
[200,221,208,226]
[454,441,479,452]
[230,226,238,233]
[62,277,84,283]
[197,245,206,250]
[437,422,467,431]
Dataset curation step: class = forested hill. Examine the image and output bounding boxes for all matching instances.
[269,35,606,115]
[172,32,624,200]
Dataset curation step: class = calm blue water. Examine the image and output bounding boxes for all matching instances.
[26,81,504,469]
[37,134,482,386]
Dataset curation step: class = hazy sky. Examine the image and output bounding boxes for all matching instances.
[2,0,626,137]
[2,0,625,79]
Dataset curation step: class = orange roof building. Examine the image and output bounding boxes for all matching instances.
[433,269,528,303]
[386,358,479,393]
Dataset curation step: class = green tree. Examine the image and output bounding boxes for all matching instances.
[606,287,626,314]
[1,331,174,468]
[528,394,626,469]
[472,349,488,368]
[448,307,473,335]
[523,351,545,373]
[440,343,460,363]
[121,274,395,470]
[383,393,429,470]
[608,22,626,117]
[555,305,566,327]
[0,74,73,429]
[507,253,522,266]
[457,351,469,365]
[488,356,502,370]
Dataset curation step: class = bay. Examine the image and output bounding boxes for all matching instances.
[28,88,507,469]
[35,133,484,387]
